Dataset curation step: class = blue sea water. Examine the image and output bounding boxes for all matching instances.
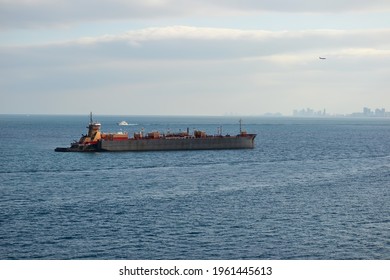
[0,115,389,260]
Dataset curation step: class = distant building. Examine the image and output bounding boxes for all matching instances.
[375,108,386,117]
[350,107,389,117]
[293,108,327,117]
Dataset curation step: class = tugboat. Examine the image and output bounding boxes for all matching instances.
[55,113,103,152]
[55,113,256,152]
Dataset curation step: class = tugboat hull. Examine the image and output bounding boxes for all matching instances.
[54,144,99,152]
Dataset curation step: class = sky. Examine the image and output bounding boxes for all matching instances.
[1,0,390,116]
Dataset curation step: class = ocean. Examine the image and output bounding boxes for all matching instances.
[0,115,389,259]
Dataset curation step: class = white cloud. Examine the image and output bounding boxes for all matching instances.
[208,0,390,13]
[10,26,390,55]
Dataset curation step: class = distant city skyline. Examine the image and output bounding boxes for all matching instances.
[292,107,390,117]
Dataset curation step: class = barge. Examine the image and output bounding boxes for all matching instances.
[55,114,256,152]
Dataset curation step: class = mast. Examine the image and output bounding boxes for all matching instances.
[239,119,242,134]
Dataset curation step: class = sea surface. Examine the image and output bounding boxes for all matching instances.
[0,115,389,259]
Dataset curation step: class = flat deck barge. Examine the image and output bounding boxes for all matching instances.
[55,114,256,152]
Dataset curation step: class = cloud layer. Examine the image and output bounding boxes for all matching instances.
[2,26,390,114]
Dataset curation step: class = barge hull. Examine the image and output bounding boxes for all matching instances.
[99,135,256,151]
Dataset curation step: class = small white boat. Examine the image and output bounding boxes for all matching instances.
[117,121,129,126]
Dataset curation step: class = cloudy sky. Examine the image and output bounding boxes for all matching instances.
[1,1,390,115]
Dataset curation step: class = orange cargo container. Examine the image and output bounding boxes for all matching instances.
[148,132,160,139]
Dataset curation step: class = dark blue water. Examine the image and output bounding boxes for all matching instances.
[0,115,389,259]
